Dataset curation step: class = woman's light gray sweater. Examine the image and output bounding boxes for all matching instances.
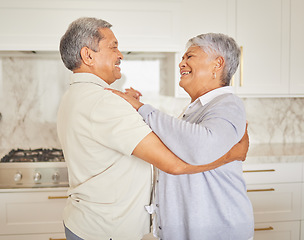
[138,91,254,240]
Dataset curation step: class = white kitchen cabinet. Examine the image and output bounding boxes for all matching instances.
[0,1,182,52]
[175,0,235,97]
[0,233,66,240]
[1,0,303,98]
[290,0,304,94]
[0,188,67,239]
[243,162,302,185]
[303,175,304,219]
[302,183,304,240]
[301,221,304,240]
[179,0,235,47]
[253,221,300,240]
[243,162,303,239]
[176,0,304,98]
[246,183,302,223]
[233,0,290,96]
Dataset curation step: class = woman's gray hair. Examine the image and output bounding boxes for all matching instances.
[187,33,241,86]
[60,17,112,71]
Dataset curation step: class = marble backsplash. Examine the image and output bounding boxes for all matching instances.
[0,55,70,153]
[0,55,304,154]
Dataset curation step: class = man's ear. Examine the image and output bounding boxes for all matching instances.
[80,47,94,66]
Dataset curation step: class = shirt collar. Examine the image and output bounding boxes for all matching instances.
[197,86,234,106]
[184,86,234,115]
[70,72,110,88]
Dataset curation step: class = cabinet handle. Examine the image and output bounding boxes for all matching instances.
[247,188,275,192]
[243,169,275,173]
[231,76,234,86]
[48,196,68,199]
[254,226,274,231]
[240,46,244,87]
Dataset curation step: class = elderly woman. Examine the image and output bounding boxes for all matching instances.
[113,33,254,240]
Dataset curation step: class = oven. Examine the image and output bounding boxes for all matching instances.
[0,148,69,240]
[0,148,68,189]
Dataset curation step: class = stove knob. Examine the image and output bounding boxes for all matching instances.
[14,172,22,182]
[52,172,60,182]
[33,172,41,182]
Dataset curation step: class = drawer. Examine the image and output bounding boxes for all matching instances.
[302,183,304,220]
[302,221,304,240]
[0,233,66,240]
[303,162,304,182]
[0,191,67,235]
[254,221,300,240]
[247,183,302,222]
[243,162,302,184]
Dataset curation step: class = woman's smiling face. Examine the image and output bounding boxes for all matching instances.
[179,45,221,101]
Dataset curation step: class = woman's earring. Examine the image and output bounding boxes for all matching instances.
[213,72,216,79]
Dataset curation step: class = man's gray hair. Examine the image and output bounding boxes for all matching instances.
[187,33,241,86]
[60,17,112,71]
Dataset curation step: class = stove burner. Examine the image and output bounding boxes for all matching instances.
[1,148,64,162]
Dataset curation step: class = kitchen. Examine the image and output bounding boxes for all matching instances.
[0,0,304,239]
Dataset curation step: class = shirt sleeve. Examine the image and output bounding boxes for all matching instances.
[90,92,152,156]
[138,97,246,165]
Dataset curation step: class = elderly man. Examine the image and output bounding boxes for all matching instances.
[57,17,249,240]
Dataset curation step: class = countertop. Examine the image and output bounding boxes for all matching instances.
[1,143,304,165]
[245,143,304,164]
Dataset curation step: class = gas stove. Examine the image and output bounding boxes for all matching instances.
[1,148,65,162]
[0,148,69,189]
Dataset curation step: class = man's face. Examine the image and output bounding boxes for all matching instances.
[92,28,123,85]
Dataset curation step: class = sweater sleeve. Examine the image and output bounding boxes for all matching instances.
[138,97,246,165]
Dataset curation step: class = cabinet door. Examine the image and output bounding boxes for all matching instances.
[302,183,304,221]
[301,221,304,240]
[247,183,302,223]
[0,191,67,235]
[179,0,234,46]
[233,0,290,95]
[0,1,181,52]
[176,0,235,97]
[290,0,304,94]
[254,221,300,240]
[243,162,302,185]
